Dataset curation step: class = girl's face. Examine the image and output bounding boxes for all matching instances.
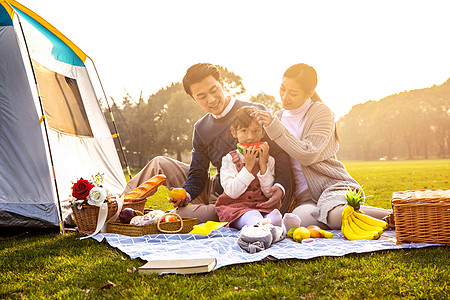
[279,77,314,110]
[231,120,265,144]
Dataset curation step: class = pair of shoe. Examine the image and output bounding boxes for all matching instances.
[237,223,285,254]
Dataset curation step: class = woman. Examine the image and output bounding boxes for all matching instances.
[252,63,391,229]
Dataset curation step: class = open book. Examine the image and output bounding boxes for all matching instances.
[138,258,217,275]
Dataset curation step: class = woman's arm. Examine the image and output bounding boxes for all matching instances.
[220,154,255,199]
[259,103,337,166]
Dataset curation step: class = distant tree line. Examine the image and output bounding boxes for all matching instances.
[337,78,450,160]
[104,67,449,168]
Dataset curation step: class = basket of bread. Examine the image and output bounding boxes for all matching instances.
[107,209,197,236]
[71,174,167,235]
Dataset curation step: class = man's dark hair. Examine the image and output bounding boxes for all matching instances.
[182,63,222,96]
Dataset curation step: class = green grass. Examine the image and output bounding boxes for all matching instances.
[1,159,449,299]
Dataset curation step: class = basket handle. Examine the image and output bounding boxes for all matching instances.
[156,213,184,233]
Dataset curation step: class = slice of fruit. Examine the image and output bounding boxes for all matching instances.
[236,142,265,156]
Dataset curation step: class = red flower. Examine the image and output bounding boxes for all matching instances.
[72,178,95,200]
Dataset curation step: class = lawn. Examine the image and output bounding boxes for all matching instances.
[1,159,449,299]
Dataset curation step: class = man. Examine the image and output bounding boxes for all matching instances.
[123,63,292,223]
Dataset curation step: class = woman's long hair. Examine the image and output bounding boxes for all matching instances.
[284,63,339,141]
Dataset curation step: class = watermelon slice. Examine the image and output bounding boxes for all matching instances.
[236,142,265,156]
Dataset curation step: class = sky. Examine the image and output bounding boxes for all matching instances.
[17,0,450,119]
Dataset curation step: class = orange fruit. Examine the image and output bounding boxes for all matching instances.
[307,225,323,238]
[170,188,187,201]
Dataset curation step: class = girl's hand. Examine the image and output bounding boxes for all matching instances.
[258,142,270,174]
[251,110,274,127]
[243,146,258,172]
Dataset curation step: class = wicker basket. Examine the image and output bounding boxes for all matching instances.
[107,213,197,236]
[71,198,147,235]
[392,189,450,245]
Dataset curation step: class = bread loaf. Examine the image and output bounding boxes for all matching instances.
[124,174,167,201]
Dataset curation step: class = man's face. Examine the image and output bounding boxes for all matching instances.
[189,75,230,115]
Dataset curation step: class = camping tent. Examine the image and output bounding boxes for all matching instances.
[0,1,127,229]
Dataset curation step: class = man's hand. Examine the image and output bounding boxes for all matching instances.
[168,196,190,208]
[257,185,283,209]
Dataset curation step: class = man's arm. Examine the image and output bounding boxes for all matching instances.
[182,127,211,201]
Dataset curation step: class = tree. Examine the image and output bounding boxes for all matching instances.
[217,66,246,97]
[249,93,282,113]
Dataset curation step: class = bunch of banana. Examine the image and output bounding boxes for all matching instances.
[341,206,388,240]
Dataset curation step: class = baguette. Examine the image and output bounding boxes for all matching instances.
[124,174,167,202]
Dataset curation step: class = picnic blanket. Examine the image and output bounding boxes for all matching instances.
[91,228,445,271]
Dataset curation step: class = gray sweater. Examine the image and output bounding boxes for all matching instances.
[264,100,360,224]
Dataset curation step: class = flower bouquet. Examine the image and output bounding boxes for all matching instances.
[70,173,146,236]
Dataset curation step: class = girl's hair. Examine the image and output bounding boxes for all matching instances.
[283,63,322,102]
[232,106,260,130]
[182,63,221,96]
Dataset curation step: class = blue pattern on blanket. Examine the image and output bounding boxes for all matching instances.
[91,227,445,270]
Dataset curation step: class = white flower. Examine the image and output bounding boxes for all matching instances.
[87,186,107,206]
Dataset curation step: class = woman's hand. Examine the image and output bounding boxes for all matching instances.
[251,110,274,127]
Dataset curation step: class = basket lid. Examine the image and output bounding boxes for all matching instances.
[392,189,450,202]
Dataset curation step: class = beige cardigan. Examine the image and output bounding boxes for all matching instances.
[265,101,360,224]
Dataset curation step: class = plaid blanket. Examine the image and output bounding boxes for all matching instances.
[91,227,444,270]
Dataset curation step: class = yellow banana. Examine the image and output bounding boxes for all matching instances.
[342,218,377,240]
[353,211,388,229]
[350,213,384,235]
[347,214,379,239]
[342,205,354,219]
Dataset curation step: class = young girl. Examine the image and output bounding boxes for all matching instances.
[215,106,284,230]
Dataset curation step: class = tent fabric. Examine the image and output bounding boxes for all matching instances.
[6,0,87,65]
[0,1,126,228]
[0,25,58,227]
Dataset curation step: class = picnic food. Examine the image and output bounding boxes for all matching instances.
[170,188,187,201]
[236,142,265,157]
[307,225,323,238]
[286,228,296,239]
[293,226,310,242]
[341,205,387,240]
[345,188,364,213]
[124,174,166,202]
[320,230,334,239]
[119,208,138,223]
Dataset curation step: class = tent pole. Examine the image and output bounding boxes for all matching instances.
[86,56,133,180]
[14,11,66,234]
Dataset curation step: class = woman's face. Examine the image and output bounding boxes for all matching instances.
[279,77,312,110]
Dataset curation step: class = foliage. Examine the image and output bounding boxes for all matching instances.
[1,159,449,299]
[338,78,450,160]
[249,93,282,113]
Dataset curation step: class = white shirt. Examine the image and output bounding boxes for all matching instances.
[212,97,235,119]
[280,98,313,196]
[220,151,275,199]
